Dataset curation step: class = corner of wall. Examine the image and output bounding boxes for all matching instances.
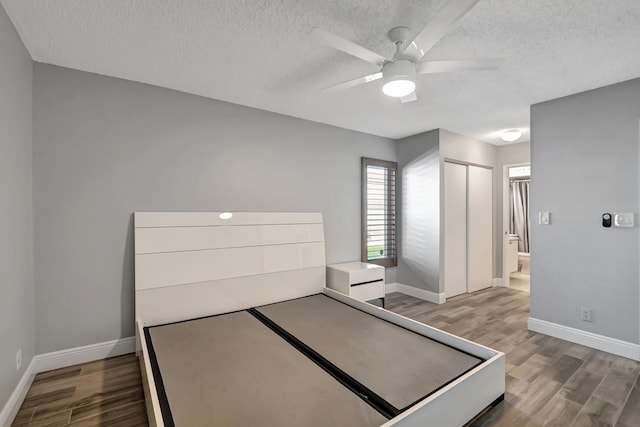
[0,2,36,421]
[396,130,441,293]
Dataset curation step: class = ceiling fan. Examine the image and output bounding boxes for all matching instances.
[310,0,500,103]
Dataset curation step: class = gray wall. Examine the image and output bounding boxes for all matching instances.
[396,130,441,292]
[530,79,640,343]
[497,141,530,166]
[0,4,35,411]
[33,64,396,353]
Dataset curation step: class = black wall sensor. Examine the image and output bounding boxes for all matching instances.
[602,213,612,228]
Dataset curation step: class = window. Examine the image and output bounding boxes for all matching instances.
[361,157,397,267]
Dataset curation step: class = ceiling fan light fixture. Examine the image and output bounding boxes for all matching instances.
[500,129,523,142]
[382,79,416,98]
[382,60,416,98]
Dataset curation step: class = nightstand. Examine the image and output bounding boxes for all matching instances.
[326,262,385,307]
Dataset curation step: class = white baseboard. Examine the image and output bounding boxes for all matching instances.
[0,358,36,427]
[387,282,445,304]
[528,318,640,361]
[1,336,136,426]
[492,278,505,287]
[33,336,136,374]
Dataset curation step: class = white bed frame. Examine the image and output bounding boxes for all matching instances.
[134,212,505,427]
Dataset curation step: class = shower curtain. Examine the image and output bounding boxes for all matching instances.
[510,181,530,253]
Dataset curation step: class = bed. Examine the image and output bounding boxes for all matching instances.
[134,212,505,426]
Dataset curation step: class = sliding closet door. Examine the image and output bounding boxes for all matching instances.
[467,165,493,292]
[444,162,468,298]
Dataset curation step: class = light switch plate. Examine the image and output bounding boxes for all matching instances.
[614,212,634,227]
[539,211,550,225]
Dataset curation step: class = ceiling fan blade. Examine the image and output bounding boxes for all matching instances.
[310,28,388,66]
[404,0,480,59]
[417,58,501,74]
[323,72,383,92]
[400,92,418,103]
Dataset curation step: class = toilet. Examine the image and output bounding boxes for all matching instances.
[508,234,519,273]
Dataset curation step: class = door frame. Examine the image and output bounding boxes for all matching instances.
[443,161,469,298]
[502,162,530,289]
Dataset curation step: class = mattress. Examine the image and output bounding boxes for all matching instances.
[145,294,483,426]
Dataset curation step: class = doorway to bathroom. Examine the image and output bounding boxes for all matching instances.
[502,163,530,292]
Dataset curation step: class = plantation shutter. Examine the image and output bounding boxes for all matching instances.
[361,157,397,267]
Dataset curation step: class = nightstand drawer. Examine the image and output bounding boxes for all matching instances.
[349,280,385,302]
[326,262,385,305]
[349,267,385,286]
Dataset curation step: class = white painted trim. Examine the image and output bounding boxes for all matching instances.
[528,318,640,361]
[0,358,36,427]
[385,282,398,293]
[390,283,446,304]
[1,337,136,426]
[492,278,505,287]
[33,337,136,374]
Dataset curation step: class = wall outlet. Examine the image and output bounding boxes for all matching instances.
[580,307,592,322]
[16,348,22,371]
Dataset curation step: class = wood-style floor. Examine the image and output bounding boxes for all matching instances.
[12,287,640,426]
[11,355,146,426]
[509,255,531,293]
[386,289,640,427]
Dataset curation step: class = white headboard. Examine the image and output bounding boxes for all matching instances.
[134,212,326,326]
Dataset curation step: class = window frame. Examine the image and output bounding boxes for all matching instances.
[361,157,397,268]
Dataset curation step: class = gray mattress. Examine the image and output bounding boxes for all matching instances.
[255,294,482,410]
[147,310,387,427]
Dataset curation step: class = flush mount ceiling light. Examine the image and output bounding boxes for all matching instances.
[500,129,522,142]
[219,212,233,220]
[382,59,416,98]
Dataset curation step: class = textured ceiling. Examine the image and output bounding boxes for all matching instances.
[3,0,640,144]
